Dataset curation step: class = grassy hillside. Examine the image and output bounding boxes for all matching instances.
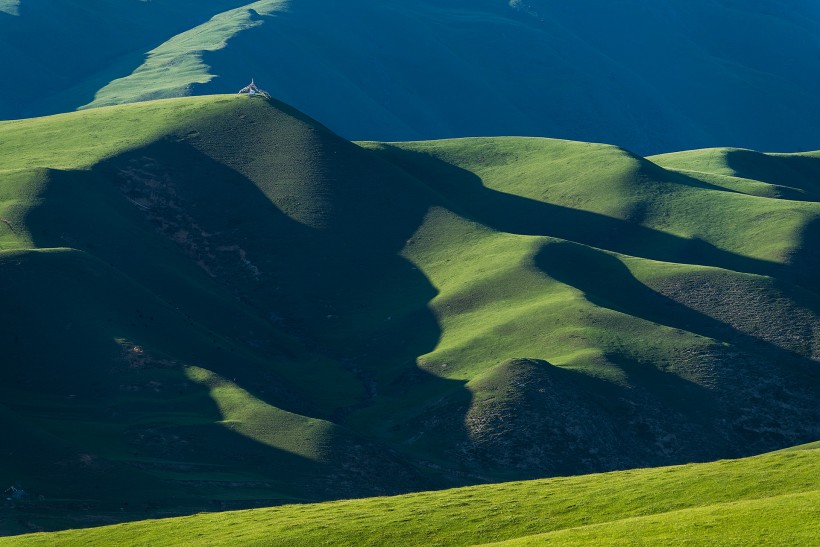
[0,0,250,118]
[491,492,819,546]
[651,147,820,201]
[0,95,818,534]
[4,445,818,545]
[0,95,443,533]
[0,1,19,16]
[3,1,820,153]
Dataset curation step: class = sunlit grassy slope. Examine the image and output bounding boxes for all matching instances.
[0,95,818,534]
[0,1,19,16]
[3,1,820,153]
[5,446,818,546]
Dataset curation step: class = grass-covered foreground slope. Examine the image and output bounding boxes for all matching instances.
[5,445,818,546]
[3,1,820,154]
[0,95,818,534]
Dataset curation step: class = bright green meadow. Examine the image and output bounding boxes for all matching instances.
[4,445,818,545]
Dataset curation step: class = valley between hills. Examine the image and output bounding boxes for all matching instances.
[0,95,817,542]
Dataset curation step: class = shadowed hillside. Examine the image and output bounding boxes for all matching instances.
[0,95,818,534]
[0,0,251,118]
[2,1,820,153]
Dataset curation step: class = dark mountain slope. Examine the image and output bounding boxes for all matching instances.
[2,1,820,153]
[0,0,250,118]
[0,96,818,533]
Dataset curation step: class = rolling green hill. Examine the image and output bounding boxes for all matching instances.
[0,95,818,534]
[4,444,818,545]
[3,1,820,153]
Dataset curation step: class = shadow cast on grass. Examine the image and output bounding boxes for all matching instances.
[10,134,820,532]
[533,241,820,452]
[16,138,475,530]
[372,144,789,279]
[725,149,820,200]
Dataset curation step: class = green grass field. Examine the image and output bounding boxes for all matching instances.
[4,445,817,545]
[0,95,818,535]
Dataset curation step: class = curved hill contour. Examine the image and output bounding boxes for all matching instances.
[2,1,820,153]
[4,445,819,545]
[0,95,818,533]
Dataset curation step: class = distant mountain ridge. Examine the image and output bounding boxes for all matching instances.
[2,0,820,153]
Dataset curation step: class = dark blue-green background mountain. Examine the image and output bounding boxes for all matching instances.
[2,0,819,154]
